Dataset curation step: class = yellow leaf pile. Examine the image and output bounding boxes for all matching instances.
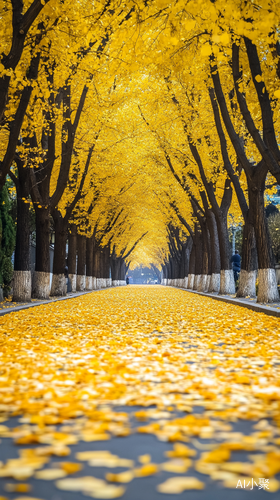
[0,285,280,496]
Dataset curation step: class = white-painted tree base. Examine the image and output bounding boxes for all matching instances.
[198,274,208,292]
[193,274,201,290]
[177,279,184,288]
[86,276,93,290]
[92,277,97,290]
[209,273,220,293]
[68,274,76,292]
[219,269,235,295]
[183,277,188,288]
[106,278,111,287]
[120,280,126,286]
[32,271,50,299]
[76,274,86,291]
[96,278,101,288]
[257,268,279,303]
[187,274,195,289]
[112,280,119,286]
[236,270,256,298]
[206,275,211,291]
[13,270,32,302]
[50,274,66,296]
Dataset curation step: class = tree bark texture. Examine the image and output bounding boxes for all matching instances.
[76,234,86,291]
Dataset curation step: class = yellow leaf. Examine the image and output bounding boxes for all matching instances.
[35,469,67,480]
[157,477,204,493]
[60,462,83,474]
[220,32,230,44]
[200,44,212,57]
[4,484,31,492]
[86,485,125,498]
[138,454,151,464]
[201,448,230,463]
[161,458,192,473]
[106,471,134,483]
[134,463,158,476]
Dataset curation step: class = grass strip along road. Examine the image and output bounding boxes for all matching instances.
[0,285,279,499]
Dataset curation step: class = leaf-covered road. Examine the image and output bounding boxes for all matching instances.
[0,285,279,499]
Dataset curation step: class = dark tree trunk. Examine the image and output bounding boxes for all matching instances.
[14,167,30,272]
[178,249,185,279]
[12,162,32,302]
[76,234,86,291]
[77,234,86,276]
[68,224,77,275]
[50,212,67,296]
[52,217,67,276]
[111,255,121,281]
[215,213,231,272]
[183,238,193,278]
[206,209,220,275]
[162,264,167,280]
[236,210,258,298]
[35,208,50,273]
[120,259,126,280]
[86,236,94,277]
[103,246,111,279]
[94,248,102,279]
[194,229,203,275]
[189,244,196,274]
[201,221,210,276]
[32,207,50,299]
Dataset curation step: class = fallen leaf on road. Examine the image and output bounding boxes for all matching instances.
[56,476,106,491]
[85,485,125,498]
[157,476,205,493]
[35,469,67,480]
[60,462,83,474]
[160,458,192,473]
[106,471,134,483]
[4,483,31,492]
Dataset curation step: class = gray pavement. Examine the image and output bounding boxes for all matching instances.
[0,409,279,500]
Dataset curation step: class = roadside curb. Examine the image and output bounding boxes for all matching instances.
[173,287,280,318]
[0,288,114,317]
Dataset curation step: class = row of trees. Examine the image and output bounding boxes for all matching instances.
[1,0,280,303]
[0,0,164,300]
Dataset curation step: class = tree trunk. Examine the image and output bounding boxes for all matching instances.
[86,235,94,290]
[76,234,86,291]
[198,220,210,292]
[13,166,31,302]
[182,238,192,288]
[120,259,126,283]
[32,207,50,299]
[68,224,77,292]
[103,245,111,287]
[50,214,67,297]
[215,213,235,294]
[236,211,258,298]
[94,247,102,288]
[248,178,279,302]
[206,209,221,292]
[193,227,203,290]
[187,242,196,289]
